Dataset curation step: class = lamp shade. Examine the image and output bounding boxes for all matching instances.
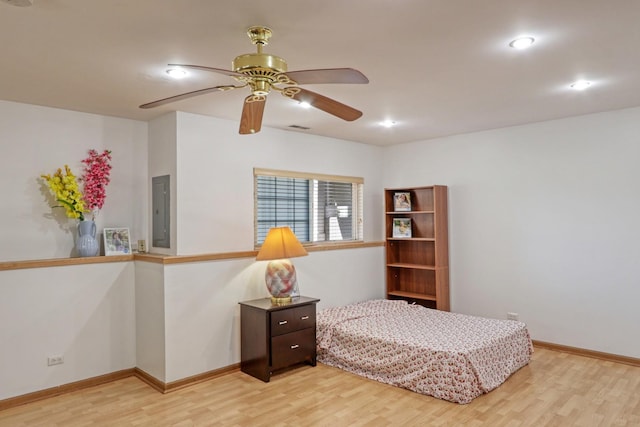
[256,227,308,261]
[256,227,307,304]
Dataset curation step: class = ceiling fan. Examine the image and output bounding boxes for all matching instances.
[139,26,369,134]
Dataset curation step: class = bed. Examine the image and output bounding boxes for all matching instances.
[316,299,533,404]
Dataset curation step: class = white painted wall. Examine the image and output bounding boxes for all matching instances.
[0,100,145,400]
[161,246,384,382]
[3,98,639,403]
[174,111,385,254]
[148,113,177,256]
[153,111,387,381]
[0,102,385,400]
[0,100,148,261]
[383,106,640,358]
[0,262,136,400]
[134,261,166,382]
[163,258,256,382]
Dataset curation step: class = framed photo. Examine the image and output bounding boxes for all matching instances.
[104,227,132,255]
[394,192,411,211]
[392,218,412,238]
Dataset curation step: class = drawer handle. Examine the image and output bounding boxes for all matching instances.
[278,320,288,325]
[290,344,300,349]
[300,316,309,320]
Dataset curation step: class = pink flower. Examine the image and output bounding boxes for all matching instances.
[81,149,112,217]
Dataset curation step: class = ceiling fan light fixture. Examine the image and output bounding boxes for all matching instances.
[298,101,311,109]
[509,36,535,49]
[140,26,369,135]
[380,120,396,128]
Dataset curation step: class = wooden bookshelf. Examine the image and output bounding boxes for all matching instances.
[384,186,449,311]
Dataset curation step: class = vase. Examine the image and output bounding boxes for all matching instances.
[76,220,99,257]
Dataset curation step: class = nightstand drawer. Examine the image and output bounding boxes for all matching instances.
[271,328,316,370]
[240,296,319,382]
[270,305,316,336]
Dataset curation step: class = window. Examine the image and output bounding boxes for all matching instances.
[254,168,364,246]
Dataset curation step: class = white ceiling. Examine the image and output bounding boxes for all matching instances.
[1,0,639,146]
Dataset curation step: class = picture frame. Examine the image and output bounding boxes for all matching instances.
[103,227,132,255]
[393,192,411,211]
[392,218,412,238]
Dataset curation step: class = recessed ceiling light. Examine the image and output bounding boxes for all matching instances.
[166,68,187,79]
[509,36,535,49]
[298,101,311,109]
[380,120,396,128]
[570,80,592,90]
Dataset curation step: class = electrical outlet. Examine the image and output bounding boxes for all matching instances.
[507,312,519,321]
[47,355,64,366]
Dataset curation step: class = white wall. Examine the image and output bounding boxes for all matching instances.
[0,100,145,400]
[0,262,136,400]
[134,261,166,382]
[174,111,385,254]
[147,113,177,255]
[4,97,639,403]
[0,100,148,261]
[151,112,387,381]
[0,102,385,400]
[161,246,384,382]
[383,106,640,358]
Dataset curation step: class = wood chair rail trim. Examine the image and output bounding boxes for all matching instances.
[0,242,383,271]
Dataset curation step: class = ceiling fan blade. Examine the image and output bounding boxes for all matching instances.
[239,95,266,134]
[168,64,245,79]
[139,85,240,109]
[283,87,363,121]
[282,68,369,85]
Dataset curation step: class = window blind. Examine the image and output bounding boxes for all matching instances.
[256,176,310,243]
[254,168,364,246]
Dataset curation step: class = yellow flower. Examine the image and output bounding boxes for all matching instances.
[41,165,87,220]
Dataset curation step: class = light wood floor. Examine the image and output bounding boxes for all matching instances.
[1,348,639,426]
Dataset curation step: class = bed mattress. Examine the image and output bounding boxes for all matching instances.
[316,299,533,404]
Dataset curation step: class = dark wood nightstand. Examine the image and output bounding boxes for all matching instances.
[239,296,320,382]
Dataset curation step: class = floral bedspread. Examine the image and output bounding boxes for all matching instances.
[316,299,533,404]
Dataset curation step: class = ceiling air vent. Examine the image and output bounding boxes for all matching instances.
[1,0,33,6]
[289,125,310,130]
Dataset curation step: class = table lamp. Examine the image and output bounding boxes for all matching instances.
[256,226,308,304]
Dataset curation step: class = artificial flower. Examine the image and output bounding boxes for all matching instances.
[41,165,87,220]
[81,149,112,218]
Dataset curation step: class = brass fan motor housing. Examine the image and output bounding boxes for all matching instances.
[232,53,288,75]
[233,53,288,95]
[232,26,288,96]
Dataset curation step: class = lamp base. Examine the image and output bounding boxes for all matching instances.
[265,259,298,302]
[270,295,293,305]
